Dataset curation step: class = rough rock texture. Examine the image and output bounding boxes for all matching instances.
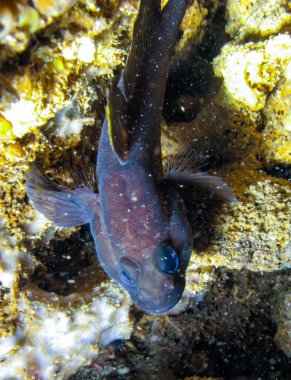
[70,269,291,380]
[0,1,137,378]
[213,34,291,168]
[0,0,290,379]
[226,0,291,41]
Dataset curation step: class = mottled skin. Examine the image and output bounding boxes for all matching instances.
[26,0,235,314]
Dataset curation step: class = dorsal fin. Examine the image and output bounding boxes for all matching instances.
[106,85,129,164]
[120,0,161,100]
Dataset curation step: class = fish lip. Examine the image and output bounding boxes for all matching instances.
[131,288,182,315]
[139,296,180,315]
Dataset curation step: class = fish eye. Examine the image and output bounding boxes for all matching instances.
[154,244,179,274]
[120,257,140,287]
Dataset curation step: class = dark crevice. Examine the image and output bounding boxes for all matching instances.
[29,225,97,295]
[163,3,229,123]
[262,165,291,181]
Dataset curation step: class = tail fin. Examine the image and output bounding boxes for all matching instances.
[25,167,99,228]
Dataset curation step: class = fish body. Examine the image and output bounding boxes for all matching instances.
[26,0,236,314]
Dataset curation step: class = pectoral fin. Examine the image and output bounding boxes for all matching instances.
[165,148,237,203]
[106,86,129,164]
[26,167,99,228]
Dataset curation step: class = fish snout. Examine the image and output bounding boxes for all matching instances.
[133,285,181,315]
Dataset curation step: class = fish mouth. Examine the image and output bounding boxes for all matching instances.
[131,288,182,315]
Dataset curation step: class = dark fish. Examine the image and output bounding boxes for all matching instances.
[26,0,236,314]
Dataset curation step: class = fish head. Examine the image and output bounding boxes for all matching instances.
[111,185,192,314]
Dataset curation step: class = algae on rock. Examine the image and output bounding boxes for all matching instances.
[0,1,137,379]
[0,0,290,379]
[226,0,291,41]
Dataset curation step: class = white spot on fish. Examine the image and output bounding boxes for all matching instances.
[131,192,138,202]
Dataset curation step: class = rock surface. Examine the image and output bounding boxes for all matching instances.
[0,0,290,379]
